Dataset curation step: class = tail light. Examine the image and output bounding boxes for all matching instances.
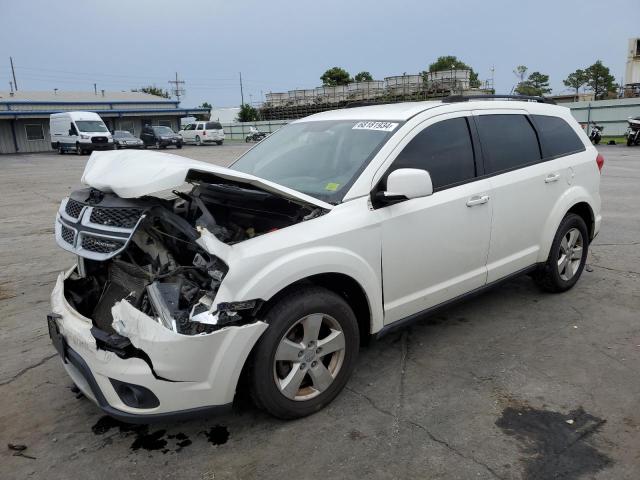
[596,153,604,173]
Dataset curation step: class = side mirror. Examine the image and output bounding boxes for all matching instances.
[374,168,433,206]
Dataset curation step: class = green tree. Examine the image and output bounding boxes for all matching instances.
[515,71,551,96]
[563,69,587,99]
[196,102,212,121]
[321,67,352,86]
[237,103,259,122]
[513,65,528,83]
[133,86,170,98]
[354,71,373,82]
[584,60,616,99]
[426,56,480,88]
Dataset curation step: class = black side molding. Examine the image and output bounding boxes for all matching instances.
[376,264,541,339]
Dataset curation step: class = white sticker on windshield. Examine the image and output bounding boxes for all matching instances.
[352,121,399,132]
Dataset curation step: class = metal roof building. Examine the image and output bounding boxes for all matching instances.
[0,90,209,154]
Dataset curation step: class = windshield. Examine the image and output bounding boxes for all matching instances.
[230,120,398,202]
[153,126,174,135]
[76,121,108,133]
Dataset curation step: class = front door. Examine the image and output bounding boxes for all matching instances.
[379,113,492,323]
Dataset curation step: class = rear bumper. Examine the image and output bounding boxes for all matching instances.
[49,269,267,423]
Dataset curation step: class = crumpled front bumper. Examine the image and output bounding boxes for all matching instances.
[49,269,267,423]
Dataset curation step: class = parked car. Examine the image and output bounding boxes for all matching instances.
[113,130,144,149]
[49,97,602,422]
[140,125,183,149]
[50,111,114,155]
[179,121,225,145]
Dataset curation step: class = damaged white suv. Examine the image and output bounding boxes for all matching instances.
[49,97,602,421]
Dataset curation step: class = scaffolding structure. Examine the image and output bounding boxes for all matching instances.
[261,70,491,120]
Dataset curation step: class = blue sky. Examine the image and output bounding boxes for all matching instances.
[1,0,637,108]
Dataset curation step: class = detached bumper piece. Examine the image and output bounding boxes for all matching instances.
[47,312,232,424]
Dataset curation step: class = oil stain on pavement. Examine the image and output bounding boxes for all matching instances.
[496,405,612,479]
[91,415,229,453]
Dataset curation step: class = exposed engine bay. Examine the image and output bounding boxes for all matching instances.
[56,172,325,338]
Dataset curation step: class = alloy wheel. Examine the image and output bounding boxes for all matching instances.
[557,227,583,281]
[273,313,346,401]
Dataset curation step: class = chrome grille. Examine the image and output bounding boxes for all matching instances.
[89,208,143,228]
[81,236,125,254]
[65,199,84,218]
[61,225,75,245]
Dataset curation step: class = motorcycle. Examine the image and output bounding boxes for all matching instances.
[589,123,603,145]
[626,116,640,147]
[245,127,267,143]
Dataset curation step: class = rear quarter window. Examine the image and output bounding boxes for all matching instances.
[531,115,585,159]
[476,114,541,174]
[206,122,222,130]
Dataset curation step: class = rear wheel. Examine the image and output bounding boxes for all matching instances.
[216,140,223,145]
[249,286,359,419]
[534,213,589,293]
[628,135,634,147]
[176,142,182,149]
[195,135,202,146]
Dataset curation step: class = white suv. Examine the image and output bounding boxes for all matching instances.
[179,121,225,145]
[49,97,602,421]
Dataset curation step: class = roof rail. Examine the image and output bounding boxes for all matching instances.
[442,94,556,105]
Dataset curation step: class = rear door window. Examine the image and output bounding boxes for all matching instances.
[196,124,204,131]
[390,117,476,190]
[531,115,585,159]
[475,114,541,174]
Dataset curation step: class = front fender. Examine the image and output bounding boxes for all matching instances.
[537,185,599,263]
[217,246,384,334]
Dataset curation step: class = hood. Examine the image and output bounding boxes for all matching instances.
[81,150,334,210]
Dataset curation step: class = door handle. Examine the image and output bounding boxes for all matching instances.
[466,195,490,207]
[545,173,560,183]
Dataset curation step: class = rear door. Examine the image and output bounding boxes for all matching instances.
[379,112,492,323]
[474,110,570,282]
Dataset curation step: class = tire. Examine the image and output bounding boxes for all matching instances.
[195,135,202,146]
[594,136,600,145]
[245,137,251,143]
[176,142,182,149]
[628,136,634,147]
[534,213,589,293]
[216,140,223,146]
[76,143,83,155]
[249,286,359,419]
[57,144,64,155]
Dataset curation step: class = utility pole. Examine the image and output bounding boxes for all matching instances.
[9,57,18,91]
[168,72,185,102]
[239,72,244,105]
[9,81,13,93]
[94,83,97,95]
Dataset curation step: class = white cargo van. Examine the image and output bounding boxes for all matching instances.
[50,111,114,155]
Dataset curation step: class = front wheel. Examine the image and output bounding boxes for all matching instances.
[176,142,182,149]
[57,144,64,155]
[534,213,589,293]
[628,135,635,147]
[76,143,83,155]
[249,286,359,419]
